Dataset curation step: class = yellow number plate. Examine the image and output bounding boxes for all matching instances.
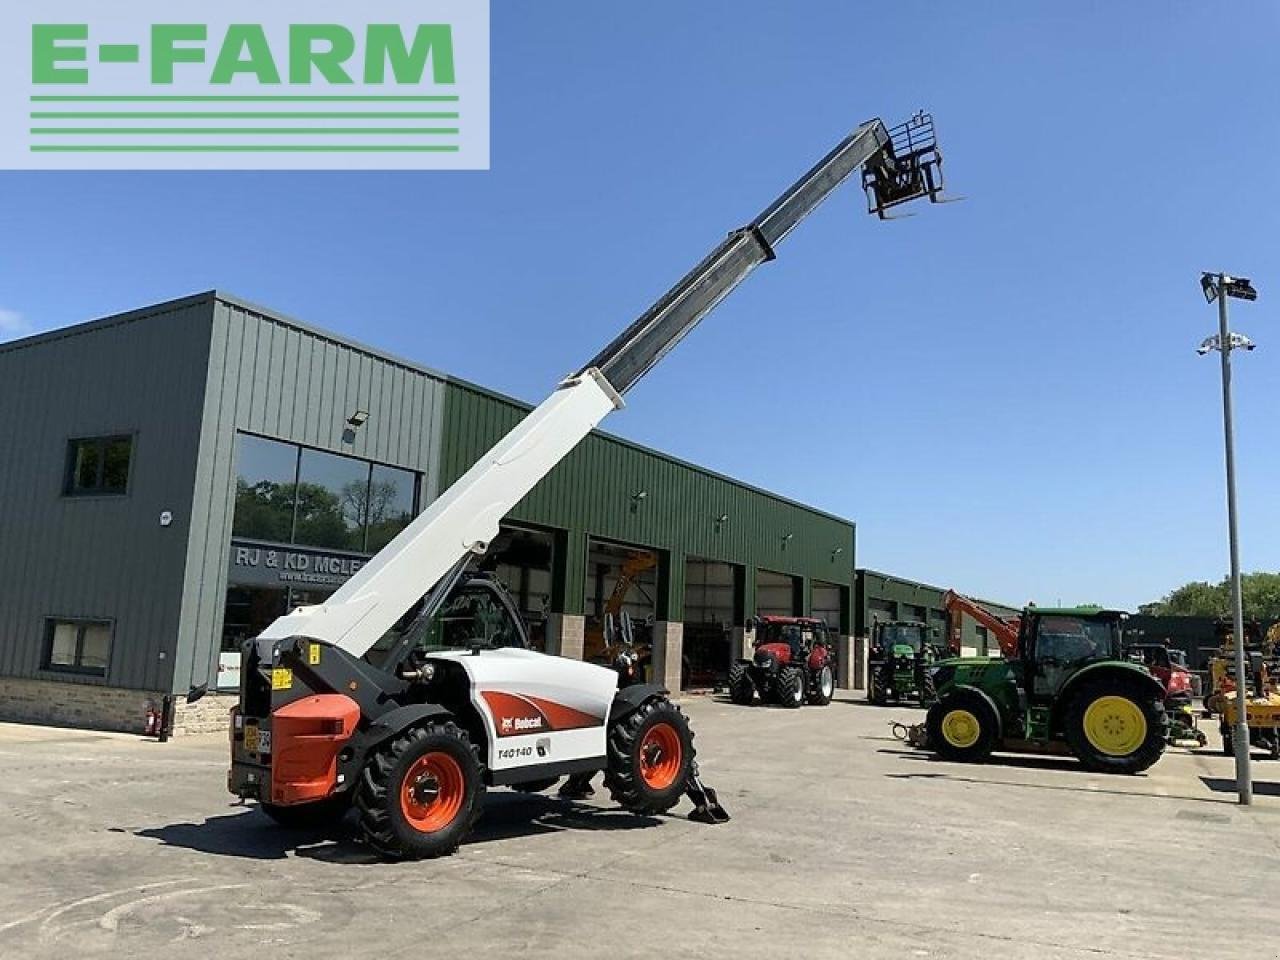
[244,724,259,753]
[271,667,293,691]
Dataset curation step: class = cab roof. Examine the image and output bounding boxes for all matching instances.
[1025,605,1127,619]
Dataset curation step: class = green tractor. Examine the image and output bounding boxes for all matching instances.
[867,620,941,706]
[922,606,1168,774]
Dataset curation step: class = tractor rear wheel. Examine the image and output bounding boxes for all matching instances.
[775,665,805,709]
[926,690,997,763]
[356,721,484,859]
[728,662,755,705]
[259,793,350,829]
[1064,682,1167,775]
[809,664,835,706]
[604,697,694,815]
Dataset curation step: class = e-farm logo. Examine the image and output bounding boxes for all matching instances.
[0,1,489,169]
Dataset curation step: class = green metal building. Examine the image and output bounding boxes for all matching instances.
[0,293,856,733]
[855,569,1021,656]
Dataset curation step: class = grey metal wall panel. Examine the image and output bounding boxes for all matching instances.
[176,298,448,692]
[0,299,214,693]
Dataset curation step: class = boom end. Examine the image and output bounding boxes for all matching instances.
[863,111,946,219]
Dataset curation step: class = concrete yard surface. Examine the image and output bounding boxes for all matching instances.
[0,697,1276,960]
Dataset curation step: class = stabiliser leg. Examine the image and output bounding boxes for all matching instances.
[684,760,730,824]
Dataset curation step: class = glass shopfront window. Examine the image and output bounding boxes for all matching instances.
[367,463,417,552]
[230,433,420,553]
[296,447,369,551]
[232,435,299,543]
[222,434,422,668]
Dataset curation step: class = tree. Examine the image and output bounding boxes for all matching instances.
[1140,572,1280,620]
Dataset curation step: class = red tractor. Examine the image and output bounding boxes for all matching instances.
[728,616,836,708]
[1125,642,1206,747]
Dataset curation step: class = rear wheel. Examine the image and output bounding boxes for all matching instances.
[604,697,694,815]
[728,661,756,705]
[259,793,350,829]
[356,721,484,859]
[926,691,998,763]
[809,664,835,706]
[1064,683,1167,775]
[775,666,805,709]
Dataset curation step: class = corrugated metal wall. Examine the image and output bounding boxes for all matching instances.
[439,382,856,620]
[177,296,448,692]
[854,568,1020,653]
[0,298,213,692]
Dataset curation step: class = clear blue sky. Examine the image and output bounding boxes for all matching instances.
[2,2,1277,610]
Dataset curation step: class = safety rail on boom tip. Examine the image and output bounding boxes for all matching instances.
[579,112,943,395]
[863,111,945,219]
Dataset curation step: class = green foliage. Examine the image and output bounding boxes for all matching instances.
[1139,572,1280,620]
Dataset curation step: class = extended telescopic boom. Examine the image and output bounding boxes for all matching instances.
[260,113,945,656]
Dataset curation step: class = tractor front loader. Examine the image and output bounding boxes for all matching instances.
[228,112,949,858]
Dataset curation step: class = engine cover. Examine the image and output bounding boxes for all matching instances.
[428,649,618,773]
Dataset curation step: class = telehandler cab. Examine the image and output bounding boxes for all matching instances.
[919,606,1169,774]
[228,112,947,858]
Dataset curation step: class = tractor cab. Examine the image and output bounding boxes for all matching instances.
[1016,607,1125,704]
[868,620,938,706]
[753,616,830,665]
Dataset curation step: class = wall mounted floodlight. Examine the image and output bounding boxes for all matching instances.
[1198,333,1256,355]
[716,513,729,524]
[1202,272,1259,304]
[831,546,845,560]
[348,410,370,427]
[630,490,648,513]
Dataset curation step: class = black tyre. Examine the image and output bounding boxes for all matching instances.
[604,697,694,815]
[259,793,350,829]
[1063,682,1167,775]
[728,661,756,705]
[868,673,887,706]
[510,777,560,794]
[775,665,805,709]
[809,663,835,706]
[926,690,998,763]
[355,721,484,860]
[920,670,937,705]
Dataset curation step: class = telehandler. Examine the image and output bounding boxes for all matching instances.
[228,111,947,858]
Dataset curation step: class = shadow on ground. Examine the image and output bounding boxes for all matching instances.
[1201,776,1280,797]
[874,749,1232,806]
[133,791,663,863]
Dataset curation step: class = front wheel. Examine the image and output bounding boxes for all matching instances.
[925,691,998,763]
[809,664,835,706]
[1064,685,1167,775]
[728,661,755,705]
[604,697,694,815]
[775,665,805,709]
[355,721,484,859]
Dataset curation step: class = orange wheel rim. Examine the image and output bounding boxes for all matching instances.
[639,722,683,790]
[400,752,466,832]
